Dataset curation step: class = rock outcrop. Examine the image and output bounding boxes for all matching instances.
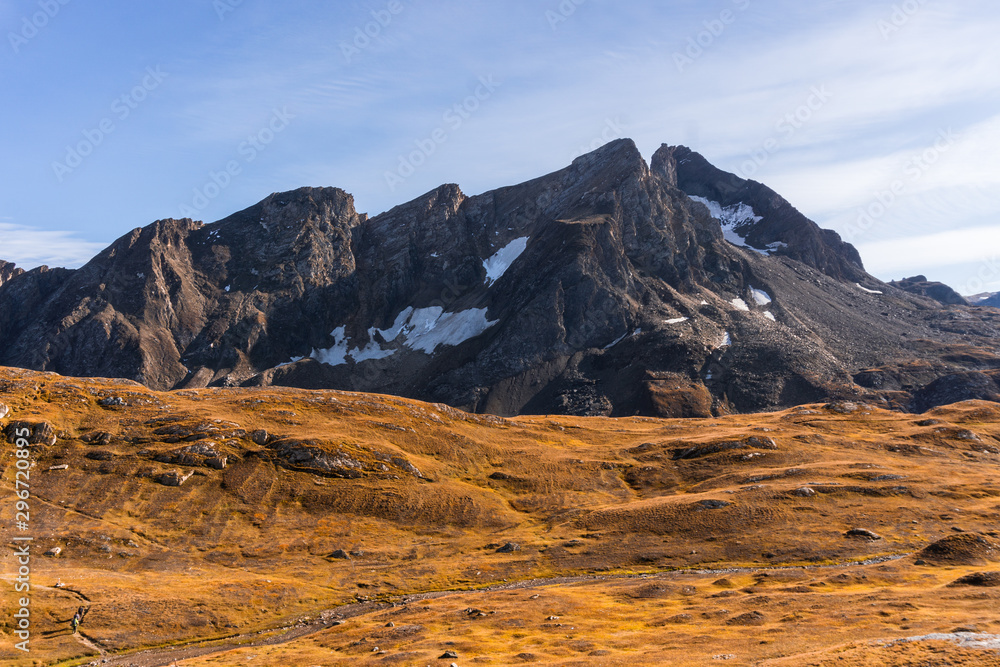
[890,275,969,306]
[0,260,23,287]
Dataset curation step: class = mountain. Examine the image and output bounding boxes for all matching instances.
[890,275,969,306]
[969,291,1000,308]
[2,139,999,417]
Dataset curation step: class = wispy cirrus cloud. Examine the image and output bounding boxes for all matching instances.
[0,220,106,269]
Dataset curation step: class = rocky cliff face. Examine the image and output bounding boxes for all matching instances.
[2,140,998,416]
[0,260,23,286]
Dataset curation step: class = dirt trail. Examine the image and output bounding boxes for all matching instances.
[76,631,106,657]
[96,554,911,667]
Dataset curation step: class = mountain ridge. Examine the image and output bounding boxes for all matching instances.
[1,139,998,417]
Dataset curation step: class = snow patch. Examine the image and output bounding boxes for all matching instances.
[275,355,304,369]
[310,327,349,367]
[483,237,529,286]
[377,307,415,342]
[763,311,776,322]
[750,287,772,306]
[136,272,145,279]
[665,317,689,325]
[351,339,397,362]
[689,196,771,254]
[604,332,628,350]
[224,285,231,292]
[720,332,732,347]
[303,305,500,367]
[856,283,883,295]
[603,328,642,350]
[731,298,750,312]
[381,306,498,354]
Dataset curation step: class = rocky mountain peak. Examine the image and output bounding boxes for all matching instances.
[0,260,23,286]
[653,144,865,281]
[570,137,647,177]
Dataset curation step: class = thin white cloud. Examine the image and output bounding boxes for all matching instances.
[857,226,1000,276]
[0,223,106,269]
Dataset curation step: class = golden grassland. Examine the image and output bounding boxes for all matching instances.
[0,366,998,665]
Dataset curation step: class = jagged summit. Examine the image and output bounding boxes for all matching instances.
[1,140,997,417]
[653,145,865,280]
[0,260,22,286]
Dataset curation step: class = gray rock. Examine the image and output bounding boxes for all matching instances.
[155,470,194,487]
[794,487,816,497]
[697,499,731,510]
[43,547,61,557]
[496,542,521,553]
[4,421,57,446]
[268,438,364,478]
[251,429,269,445]
[329,549,351,560]
[845,528,883,541]
[890,275,969,306]
[0,402,8,419]
[439,651,458,659]
[205,456,227,470]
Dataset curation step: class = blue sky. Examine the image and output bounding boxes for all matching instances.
[2,0,999,294]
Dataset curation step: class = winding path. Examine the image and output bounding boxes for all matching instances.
[92,553,910,666]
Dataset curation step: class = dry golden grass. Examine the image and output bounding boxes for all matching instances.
[0,367,998,665]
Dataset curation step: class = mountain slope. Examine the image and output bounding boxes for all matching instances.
[1,140,998,416]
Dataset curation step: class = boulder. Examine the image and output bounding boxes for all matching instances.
[845,528,883,541]
[155,470,194,487]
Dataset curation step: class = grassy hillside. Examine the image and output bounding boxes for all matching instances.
[1,367,999,665]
